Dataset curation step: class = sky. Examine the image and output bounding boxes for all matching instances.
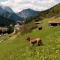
[0,0,60,12]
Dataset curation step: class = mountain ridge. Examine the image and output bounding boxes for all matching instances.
[39,3,60,18]
[0,3,60,26]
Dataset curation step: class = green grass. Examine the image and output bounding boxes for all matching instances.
[0,17,60,60]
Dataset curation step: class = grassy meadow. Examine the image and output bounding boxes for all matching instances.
[0,17,60,60]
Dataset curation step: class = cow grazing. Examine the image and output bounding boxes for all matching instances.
[26,37,43,46]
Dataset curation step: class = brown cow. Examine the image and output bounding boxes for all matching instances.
[26,37,43,46]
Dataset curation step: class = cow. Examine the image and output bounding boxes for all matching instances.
[26,37,43,46]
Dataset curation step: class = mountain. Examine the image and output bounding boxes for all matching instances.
[0,16,15,27]
[0,6,13,17]
[39,3,60,18]
[0,3,60,27]
[0,6,13,13]
[18,9,39,21]
[0,6,24,27]
[8,13,23,22]
[0,6,23,21]
[0,6,15,26]
[18,3,60,22]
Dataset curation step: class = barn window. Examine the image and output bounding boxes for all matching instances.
[49,23,60,26]
[38,27,42,30]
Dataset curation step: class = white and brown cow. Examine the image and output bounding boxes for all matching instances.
[26,37,43,46]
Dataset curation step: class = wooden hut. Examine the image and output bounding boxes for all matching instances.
[48,21,60,26]
[35,22,42,30]
[0,27,8,35]
[35,19,39,22]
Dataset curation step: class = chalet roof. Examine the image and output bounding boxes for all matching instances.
[48,20,60,23]
[35,21,42,24]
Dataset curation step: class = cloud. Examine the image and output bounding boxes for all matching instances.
[0,0,59,12]
[54,0,60,3]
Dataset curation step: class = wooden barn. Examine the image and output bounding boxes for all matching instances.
[35,19,40,22]
[48,21,60,26]
[35,22,42,30]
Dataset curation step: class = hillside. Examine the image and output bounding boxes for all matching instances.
[0,17,60,60]
[39,3,60,18]
[0,3,60,60]
[17,3,60,33]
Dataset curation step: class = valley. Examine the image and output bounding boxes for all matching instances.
[0,3,60,60]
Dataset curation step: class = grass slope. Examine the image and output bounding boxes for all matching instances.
[0,17,60,60]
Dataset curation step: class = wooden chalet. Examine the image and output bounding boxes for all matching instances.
[48,21,60,26]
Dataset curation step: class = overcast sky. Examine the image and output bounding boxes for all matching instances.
[0,0,60,12]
